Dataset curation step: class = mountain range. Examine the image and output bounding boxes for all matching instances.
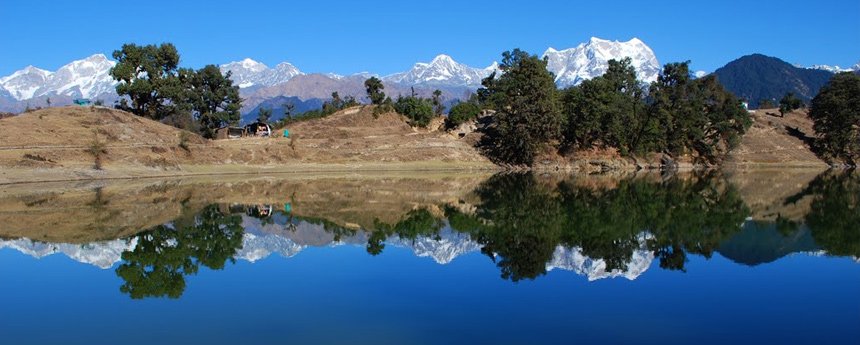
[0,37,663,116]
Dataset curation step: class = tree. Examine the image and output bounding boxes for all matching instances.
[808,72,860,164]
[364,77,386,105]
[110,43,182,120]
[432,89,445,115]
[479,49,562,165]
[257,107,272,123]
[446,101,481,128]
[46,97,51,107]
[646,62,751,163]
[179,65,242,138]
[394,95,435,127]
[562,58,646,155]
[779,92,804,116]
[283,102,296,120]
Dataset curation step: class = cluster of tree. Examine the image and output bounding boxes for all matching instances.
[445,101,481,129]
[110,43,242,138]
[363,77,444,127]
[808,72,860,164]
[475,50,752,166]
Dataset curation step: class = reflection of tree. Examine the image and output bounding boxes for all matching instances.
[115,205,244,299]
[367,209,445,255]
[446,173,750,281]
[805,172,860,257]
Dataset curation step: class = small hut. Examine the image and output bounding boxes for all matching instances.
[215,126,246,139]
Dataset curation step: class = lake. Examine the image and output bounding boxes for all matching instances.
[1,171,858,344]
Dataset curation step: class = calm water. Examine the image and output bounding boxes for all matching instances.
[1,171,858,344]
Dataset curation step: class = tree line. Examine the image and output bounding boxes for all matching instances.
[472,49,752,166]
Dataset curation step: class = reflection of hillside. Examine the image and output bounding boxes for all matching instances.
[0,173,489,243]
[727,169,822,222]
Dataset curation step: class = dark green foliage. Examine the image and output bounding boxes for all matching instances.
[115,205,243,299]
[444,172,750,281]
[758,99,776,109]
[479,49,562,165]
[364,77,386,105]
[446,101,481,128]
[179,65,242,138]
[779,92,804,116]
[562,58,646,155]
[394,95,435,127]
[432,89,445,115]
[808,72,860,164]
[804,172,860,257]
[257,107,272,123]
[712,53,833,108]
[368,208,445,255]
[646,62,751,163]
[110,43,182,120]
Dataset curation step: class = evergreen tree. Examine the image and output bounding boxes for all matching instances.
[364,77,386,105]
[480,49,562,165]
[432,89,445,115]
[808,72,860,163]
[257,107,272,123]
[446,101,481,128]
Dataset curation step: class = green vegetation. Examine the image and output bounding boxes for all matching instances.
[808,72,860,164]
[115,205,243,299]
[779,92,804,116]
[446,101,481,128]
[364,77,386,105]
[394,94,435,127]
[474,49,750,166]
[479,49,563,165]
[110,43,241,138]
[805,171,860,257]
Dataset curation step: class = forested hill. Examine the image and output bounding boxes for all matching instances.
[713,54,833,108]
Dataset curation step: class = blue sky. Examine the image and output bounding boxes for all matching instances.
[1,0,858,76]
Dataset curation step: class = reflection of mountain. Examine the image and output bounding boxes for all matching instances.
[0,237,137,269]
[547,235,654,281]
[717,221,819,266]
[387,228,482,264]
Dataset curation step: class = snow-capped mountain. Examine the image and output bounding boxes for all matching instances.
[0,237,137,269]
[383,54,499,87]
[0,54,117,101]
[543,37,661,87]
[219,58,302,89]
[807,63,859,73]
[387,228,482,264]
[546,235,654,281]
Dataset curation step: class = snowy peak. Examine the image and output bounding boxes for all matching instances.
[219,58,302,89]
[383,54,494,87]
[0,54,116,100]
[543,37,661,87]
[807,64,857,73]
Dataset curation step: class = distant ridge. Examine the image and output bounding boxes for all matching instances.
[713,54,834,108]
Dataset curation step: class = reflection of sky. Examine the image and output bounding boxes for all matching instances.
[1,245,858,344]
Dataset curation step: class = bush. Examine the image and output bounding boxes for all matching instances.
[446,102,480,128]
[394,96,435,127]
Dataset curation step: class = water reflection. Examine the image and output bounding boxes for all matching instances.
[1,171,858,299]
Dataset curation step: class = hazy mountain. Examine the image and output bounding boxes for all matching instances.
[712,54,834,108]
[219,58,303,89]
[543,37,661,87]
[244,96,325,124]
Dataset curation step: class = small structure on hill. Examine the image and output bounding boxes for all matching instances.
[215,126,246,139]
[73,98,92,106]
[245,121,272,137]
